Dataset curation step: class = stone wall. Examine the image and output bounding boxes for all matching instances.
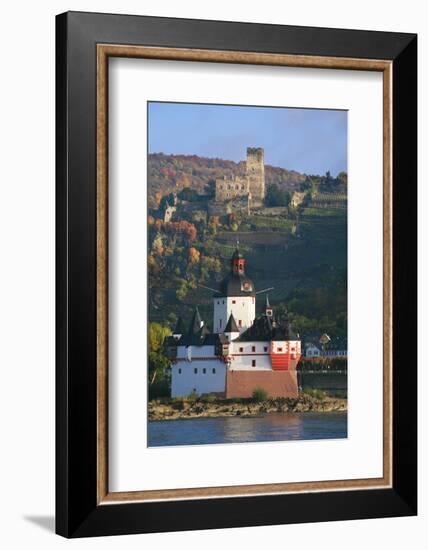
[226,370,298,398]
[214,146,266,208]
[215,175,249,202]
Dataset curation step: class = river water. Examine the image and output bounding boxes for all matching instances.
[148,411,347,447]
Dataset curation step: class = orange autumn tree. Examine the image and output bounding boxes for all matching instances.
[164,220,197,242]
[149,219,197,242]
[188,247,200,264]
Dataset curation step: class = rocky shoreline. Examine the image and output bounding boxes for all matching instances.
[148,394,347,421]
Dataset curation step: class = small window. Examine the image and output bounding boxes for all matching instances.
[239,347,243,352]
[252,360,256,367]
[239,320,242,327]
[178,368,182,374]
[222,300,225,304]
[252,346,256,352]
[264,346,268,352]
[194,368,198,374]
[212,368,216,374]
[202,368,206,374]
[232,300,236,304]
[219,319,222,328]
[278,347,283,352]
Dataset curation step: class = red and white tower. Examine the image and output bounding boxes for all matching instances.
[213,247,256,334]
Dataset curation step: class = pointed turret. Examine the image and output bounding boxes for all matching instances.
[188,307,204,335]
[225,313,239,333]
[224,313,240,341]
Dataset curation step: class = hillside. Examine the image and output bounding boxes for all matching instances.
[147,159,347,398]
[147,172,347,340]
[148,153,306,208]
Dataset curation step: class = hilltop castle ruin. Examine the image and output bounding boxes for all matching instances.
[214,147,265,210]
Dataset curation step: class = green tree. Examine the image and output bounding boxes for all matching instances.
[176,280,189,301]
[148,322,172,392]
[177,187,199,202]
[149,322,171,353]
[265,184,291,207]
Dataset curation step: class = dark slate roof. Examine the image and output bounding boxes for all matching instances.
[187,307,203,335]
[224,313,239,333]
[165,335,178,347]
[217,272,255,297]
[173,316,186,335]
[214,248,255,297]
[236,313,298,342]
[175,329,224,347]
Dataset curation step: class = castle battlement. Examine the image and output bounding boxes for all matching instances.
[215,147,265,207]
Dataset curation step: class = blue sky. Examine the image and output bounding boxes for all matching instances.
[148,102,347,176]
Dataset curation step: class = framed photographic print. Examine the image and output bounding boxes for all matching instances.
[56,11,417,538]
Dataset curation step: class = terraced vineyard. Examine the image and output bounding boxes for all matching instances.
[206,205,347,314]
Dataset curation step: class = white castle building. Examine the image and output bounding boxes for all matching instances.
[166,248,302,399]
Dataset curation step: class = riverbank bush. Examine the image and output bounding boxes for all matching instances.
[252,387,269,402]
[200,393,217,403]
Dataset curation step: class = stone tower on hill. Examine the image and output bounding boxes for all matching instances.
[214,147,265,210]
[246,147,265,204]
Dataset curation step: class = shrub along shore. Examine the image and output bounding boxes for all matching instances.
[148,391,347,422]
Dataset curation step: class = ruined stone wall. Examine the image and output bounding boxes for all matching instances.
[215,175,249,202]
[213,146,265,208]
[246,147,265,202]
